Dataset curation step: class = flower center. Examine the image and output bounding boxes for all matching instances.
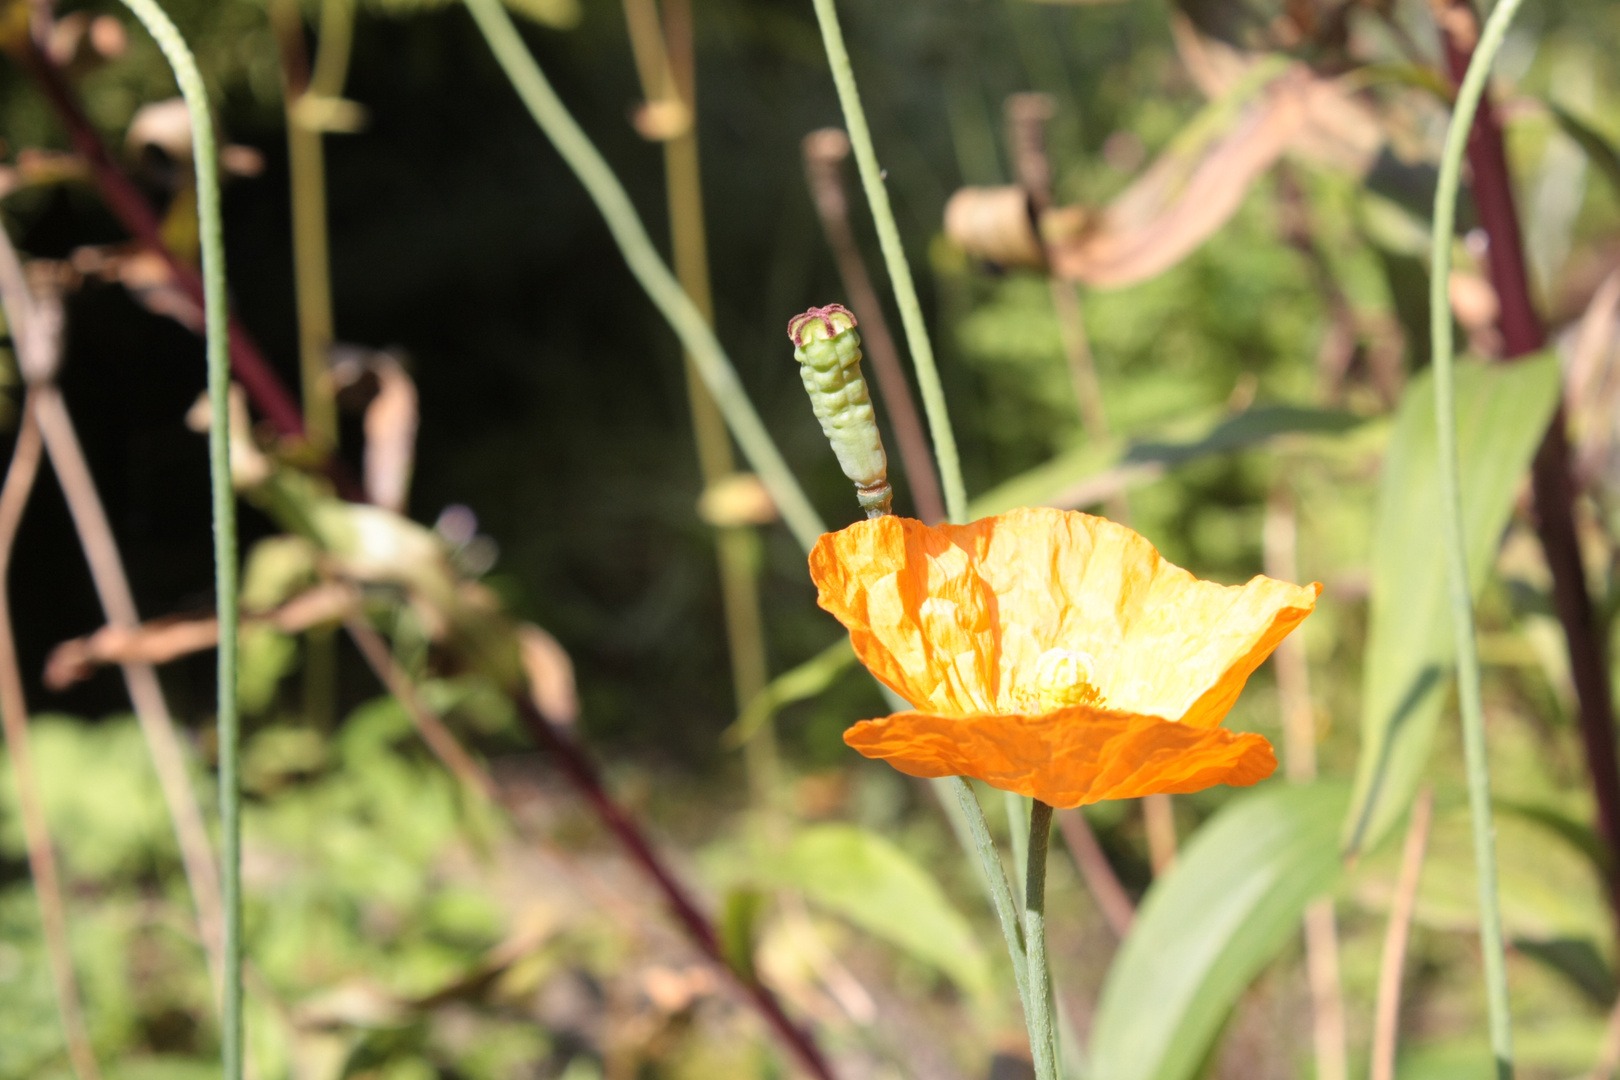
[1015,647,1102,713]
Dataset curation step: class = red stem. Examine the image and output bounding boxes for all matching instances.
[516,703,838,1080]
[19,41,308,440]
[1438,2,1620,920]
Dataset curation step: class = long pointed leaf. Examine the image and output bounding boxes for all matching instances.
[1090,782,1348,1080]
[1343,355,1561,856]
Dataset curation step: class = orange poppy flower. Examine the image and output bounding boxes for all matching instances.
[809,508,1320,808]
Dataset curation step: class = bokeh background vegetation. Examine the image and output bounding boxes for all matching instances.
[2,0,1620,1076]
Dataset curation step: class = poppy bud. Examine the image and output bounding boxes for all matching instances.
[788,303,892,518]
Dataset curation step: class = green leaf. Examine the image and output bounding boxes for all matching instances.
[1549,102,1620,198]
[719,886,768,983]
[721,639,856,749]
[1343,355,1562,856]
[757,824,991,999]
[1090,782,1348,1080]
[969,404,1362,516]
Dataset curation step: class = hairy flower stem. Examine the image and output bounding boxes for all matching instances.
[943,777,1031,1010]
[806,0,967,525]
[803,4,1062,1061]
[1025,801,1059,1080]
[112,3,241,1075]
[466,0,826,551]
[1429,0,1529,1071]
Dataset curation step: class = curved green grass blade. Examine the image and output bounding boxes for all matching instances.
[1090,782,1348,1080]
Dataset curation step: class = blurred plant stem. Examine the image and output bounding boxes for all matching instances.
[1055,807,1133,936]
[1430,0,1530,1071]
[466,0,826,550]
[620,0,777,808]
[1370,787,1434,1080]
[33,383,227,999]
[270,0,352,454]
[0,397,101,1080]
[1263,485,1346,1080]
[110,4,242,1075]
[1437,0,1620,939]
[1024,800,1058,1080]
[343,612,502,804]
[0,210,224,1029]
[941,776,1031,1011]
[807,0,967,525]
[1003,94,1110,446]
[270,0,357,734]
[802,129,946,524]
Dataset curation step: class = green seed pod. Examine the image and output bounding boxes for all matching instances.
[788,304,892,517]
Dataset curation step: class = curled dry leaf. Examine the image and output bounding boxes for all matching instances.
[44,583,354,689]
[1043,66,1380,289]
[946,43,1384,288]
[943,185,1047,270]
[519,622,579,725]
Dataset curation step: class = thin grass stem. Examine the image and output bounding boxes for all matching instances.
[464,0,826,551]
[34,385,227,1002]
[1371,787,1435,1080]
[0,398,101,1080]
[1024,800,1058,1080]
[112,3,240,1075]
[1428,0,1530,1071]
[806,0,967,525]
[620,0,777,807]
[1055,807,1133,937]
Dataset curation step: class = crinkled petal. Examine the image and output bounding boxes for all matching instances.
[810,508,1319,727]
[842,706,1277,809]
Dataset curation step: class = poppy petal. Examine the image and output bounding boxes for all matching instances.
[842,707,1277,809]
[810,509,1318,727]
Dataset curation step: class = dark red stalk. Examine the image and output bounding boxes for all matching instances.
[516,702,838,1080]
[1437,0,1620,920]
[18,40,308,440]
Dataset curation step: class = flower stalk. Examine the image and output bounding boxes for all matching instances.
[1025,801,1059,1080]
[110,3,241,1075]
[1428,0,1530,1071]
[807,0,967,525]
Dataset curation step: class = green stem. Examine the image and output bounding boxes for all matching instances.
[464,0,826,551]
[941,776,1032,1017]
[114,1,239,1076]
[1005,788,1031,900]
[1025,800,1058,1080]
[807,0,968,525]
[1429,0,1528,1073]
